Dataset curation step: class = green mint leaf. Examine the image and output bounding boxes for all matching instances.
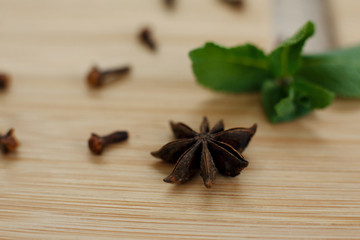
[261,79,333,123]
[269,21,315,78]
[297,45,360,98]
[274,87,296,117]
[189,42,271,93]
[292,79,335,108]
[261,81,289,123]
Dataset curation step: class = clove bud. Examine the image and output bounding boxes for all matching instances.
[138,27,157,51]
[88,131,129,155]
[0,129,19,154]
[86,65,131,88]
[0,73,10,90]
[220,0,244,8]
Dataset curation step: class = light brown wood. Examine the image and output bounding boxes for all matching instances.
[0,0,360,239]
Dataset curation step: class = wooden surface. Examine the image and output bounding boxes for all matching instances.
[1,0,360,239]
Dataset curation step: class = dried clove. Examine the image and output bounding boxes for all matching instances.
[220,0,244,8]
[151,117,257,188]
[88,131,129,155]
[0,129,19,154]
[138,27,157,51]
[86,65,131,88]
[0,72,10,90]
[164,0,175,9]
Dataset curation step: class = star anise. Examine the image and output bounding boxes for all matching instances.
[151,117,257,188]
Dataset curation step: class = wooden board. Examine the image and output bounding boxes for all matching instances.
[1,0,360,239]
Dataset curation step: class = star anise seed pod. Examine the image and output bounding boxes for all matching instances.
[151,117,257,188]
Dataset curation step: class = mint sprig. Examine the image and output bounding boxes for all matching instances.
[189,21,360,123]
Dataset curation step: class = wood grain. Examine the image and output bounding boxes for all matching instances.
[0,0,360,239]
